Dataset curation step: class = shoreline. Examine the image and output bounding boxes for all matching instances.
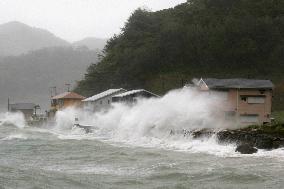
[171,123,284,154]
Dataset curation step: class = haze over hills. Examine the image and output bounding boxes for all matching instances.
[0,21,107,111]
[73,37,108,51]
[0,21,70,56]
[0,21,108,57]
[0,47,99,111]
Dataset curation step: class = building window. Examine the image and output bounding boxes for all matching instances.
[240,114,259,123]
[259,89,265,94]
[240,96,266,104]
[247,97,265,104]
[241,96,247,102]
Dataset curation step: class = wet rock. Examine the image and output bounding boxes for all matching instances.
[191,129,214,138]
[175,127,284,151]
[255,138,274,149]
[236,144,258,154]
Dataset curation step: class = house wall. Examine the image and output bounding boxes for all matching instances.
[84,90,126,112]
[225,89,272,125]
[11,109,34,120]
[112,91,158,104]
[86,96,113,112]
[62,99,83,109]
[51,99,83,111]
[197,85,273,125]
[21,109,34,120]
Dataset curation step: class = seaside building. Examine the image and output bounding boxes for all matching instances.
[9,103,37,120]
[112,89,159,104]
[50,92,85,111]
[82,88,127,112]
[195,78,274,125]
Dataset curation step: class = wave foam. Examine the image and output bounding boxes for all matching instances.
[0,112,26,128]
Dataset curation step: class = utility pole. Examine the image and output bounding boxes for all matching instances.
[51,86,57,96]
[49,87,53,97]
[7,98,10,112]
[34,105,40,117]
[65,83,71,92]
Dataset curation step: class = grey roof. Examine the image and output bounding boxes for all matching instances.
[201,78,274,89]
[112,89,160,98]
[10,103,36,110]
[83,88,127,102]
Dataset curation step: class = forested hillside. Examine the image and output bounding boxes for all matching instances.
[76,0,284,110]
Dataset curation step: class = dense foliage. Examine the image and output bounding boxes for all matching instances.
[76,0,284,110]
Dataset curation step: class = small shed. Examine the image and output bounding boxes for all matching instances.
[112,89,159,103]
[9,103,36,119]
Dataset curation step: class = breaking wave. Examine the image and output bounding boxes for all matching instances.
[54,87,227,133]
[1,87,283,157]
[0,112,26,128]
[51,88,240,155]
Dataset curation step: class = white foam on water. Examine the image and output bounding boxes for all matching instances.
[243,148,284,159]
[43,164,152,176]
[51,87,242,156]
[51,85,284,158]
[1,133,27,140]
[0,112,26,128]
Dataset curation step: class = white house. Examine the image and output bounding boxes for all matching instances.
[82,88,127,112]
[112,89,159,104]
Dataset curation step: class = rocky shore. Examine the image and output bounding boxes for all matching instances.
[217,128,284,153]
[171,123,284,154]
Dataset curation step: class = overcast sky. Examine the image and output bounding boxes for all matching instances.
[0,0,186,42]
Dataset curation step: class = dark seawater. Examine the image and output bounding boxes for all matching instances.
[0,124,283,189]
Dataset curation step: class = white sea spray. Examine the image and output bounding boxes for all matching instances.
[0,112,26,128]
[51,87,241,155]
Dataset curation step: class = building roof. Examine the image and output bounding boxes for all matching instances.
[201,78,274,89]
[52,92,85,100]
[112,89,160,98]
[10,103,36,110]
[82,88,126,102]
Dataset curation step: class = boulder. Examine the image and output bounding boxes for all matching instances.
[235,144,258,154]
[255,138,273,149]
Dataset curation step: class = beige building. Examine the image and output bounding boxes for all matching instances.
[51,92,85,111]
[196,78,274,125]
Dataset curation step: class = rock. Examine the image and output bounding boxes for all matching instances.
[236,144,258,154]
[255,138,274,149]
[272,139,281,149]
[192,129,214,138]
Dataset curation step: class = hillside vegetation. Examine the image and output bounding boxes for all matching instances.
[76,0,284,110]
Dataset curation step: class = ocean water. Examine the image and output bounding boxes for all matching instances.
[0,88,283,189]
[0,123,283,189]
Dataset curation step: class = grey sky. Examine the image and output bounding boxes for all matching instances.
[0,0,186,42]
